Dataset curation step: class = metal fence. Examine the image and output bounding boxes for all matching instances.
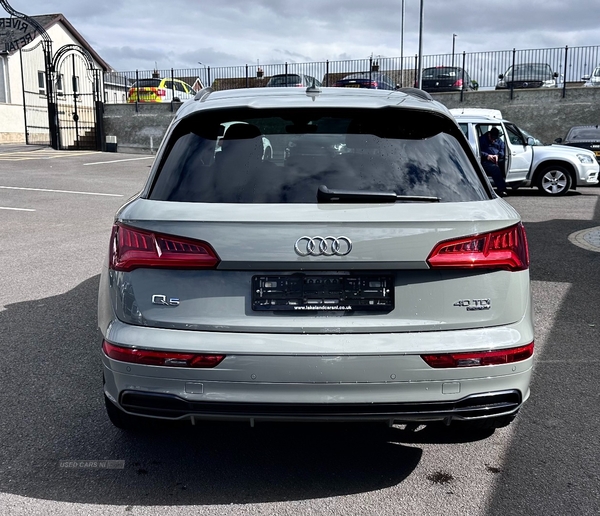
[103,45,600,104]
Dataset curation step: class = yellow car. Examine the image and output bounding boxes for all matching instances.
[128,78,195,103]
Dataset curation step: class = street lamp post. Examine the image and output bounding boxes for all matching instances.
[417,0,424,89]
[197,62,208,88]
[400,0,405,87]
[452,34,457,68]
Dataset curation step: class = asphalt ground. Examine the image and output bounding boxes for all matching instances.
[0,147,598,516]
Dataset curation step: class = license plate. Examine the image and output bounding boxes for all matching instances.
[594,151,600,157]
[344,84,361,88]
[252,274,394,312]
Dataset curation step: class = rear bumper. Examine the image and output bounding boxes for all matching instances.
[112,388,524,423]
[103,351,533,424]
[101,309,534,424]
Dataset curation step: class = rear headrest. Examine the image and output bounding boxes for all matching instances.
[223,123,261,140]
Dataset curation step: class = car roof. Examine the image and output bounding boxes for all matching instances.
[450,108,508,122]
[177,86,450,119]
[342,71,389,77]
[424,66,464,71]
[450,108,503,119]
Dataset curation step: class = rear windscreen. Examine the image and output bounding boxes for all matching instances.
[423,68,461,78]
[566,127,600,140]
[133,79,162,88]
[267,75,302,86]
[148,107,489,203]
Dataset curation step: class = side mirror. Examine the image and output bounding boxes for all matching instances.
[554,138,563,144]
[498,74,504,80]
[553,72,559,78]
[526,137,535,146]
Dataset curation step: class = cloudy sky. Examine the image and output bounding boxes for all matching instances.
[8,0,599,72]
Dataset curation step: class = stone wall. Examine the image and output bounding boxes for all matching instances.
[102,87,600,153]
[431,86,600,144]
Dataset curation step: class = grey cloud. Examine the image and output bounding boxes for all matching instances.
[7,0,600,71]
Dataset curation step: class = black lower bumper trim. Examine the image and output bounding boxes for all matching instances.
[119,390,522,422]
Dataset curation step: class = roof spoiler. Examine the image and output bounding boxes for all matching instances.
[194,87,214,102]
[395,87,433,101]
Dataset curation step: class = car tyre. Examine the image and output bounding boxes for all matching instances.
[104,394,144,431]
[536,165,572,196]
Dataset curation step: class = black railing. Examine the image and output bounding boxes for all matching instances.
[103,45,600,104]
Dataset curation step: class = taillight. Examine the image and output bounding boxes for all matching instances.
[109,223,220,271]
[103,341,225,368]
[427,223,529,271]
[421,342,534,368]
[370,81,378,88]
[453,79,464,88]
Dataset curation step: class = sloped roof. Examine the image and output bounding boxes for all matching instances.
[0,13,113,71]
[211,77,269,91]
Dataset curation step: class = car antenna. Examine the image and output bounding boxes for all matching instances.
[306,78,321,100]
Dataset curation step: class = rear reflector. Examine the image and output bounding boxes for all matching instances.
[109,223,220,272]
[427,223,529,271]
[421,342,534,368]
[103,341,225,368]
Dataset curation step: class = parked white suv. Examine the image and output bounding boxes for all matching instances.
[582,65,600,87]
[451,110,599,195]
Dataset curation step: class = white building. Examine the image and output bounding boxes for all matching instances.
[0,13,115,146]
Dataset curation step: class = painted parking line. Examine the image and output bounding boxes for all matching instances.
[0,206,36,212]
[0,186,123,197]
[0,150,100,161]
[84,156,155,165]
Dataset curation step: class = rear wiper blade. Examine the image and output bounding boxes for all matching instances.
[317,185,440,203]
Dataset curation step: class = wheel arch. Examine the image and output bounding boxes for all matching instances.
[531,160,577,190]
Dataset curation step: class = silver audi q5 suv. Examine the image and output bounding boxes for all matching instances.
[98,85,534,432]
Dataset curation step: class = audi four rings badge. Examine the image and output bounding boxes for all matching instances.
[294,236,352,256]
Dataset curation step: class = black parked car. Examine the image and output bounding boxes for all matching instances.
[419,66,476,93]
[496,63,559,89]
[555,125,600,163]
[334,72,398,90]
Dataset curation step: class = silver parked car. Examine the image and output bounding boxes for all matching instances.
[99,85,534,432]
[266,73,322,87]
